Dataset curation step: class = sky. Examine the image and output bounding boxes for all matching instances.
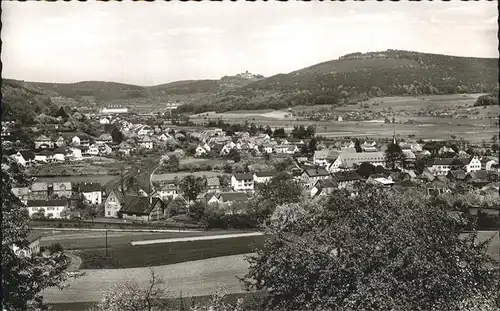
[1,1,498,86]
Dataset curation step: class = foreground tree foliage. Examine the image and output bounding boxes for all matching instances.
[243,185,499,311]
[91,269,243,311]
[2,156,69,311]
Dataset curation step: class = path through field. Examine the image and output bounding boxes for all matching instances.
[43,254,252,303]
[131,232,263,245]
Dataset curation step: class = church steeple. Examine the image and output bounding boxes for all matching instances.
[392,125,397,145]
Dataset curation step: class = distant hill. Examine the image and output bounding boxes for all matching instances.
[30,81,149,102]
[5,50,497,115]
[13,72,264,103]
[178,50,498,113]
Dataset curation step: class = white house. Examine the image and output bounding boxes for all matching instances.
[428,158,455,176]
[10,152,27,166]
[137,125,153,136]
[34,150,53,163]
[67,148,83,161]
[485,160,499,171]
[253,171,276,184]
[231,173,254,191]
[26,200,67,219]
[99,117,110,124]
[52,148,66,162]
[195,145,208,157]
[104,189,124,218]
[78,183,102,204]
[12,235,42,257]
[34,135,53,150]
[262,145,274,154]
[71,136,81,146]
[462,156,482,173]
[155,180,179,199]
[87,144,100,156]
[139,136,154,149]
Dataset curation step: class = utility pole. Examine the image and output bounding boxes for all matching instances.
[105,229,108,258]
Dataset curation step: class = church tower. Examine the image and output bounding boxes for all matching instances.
[392,125,397,145]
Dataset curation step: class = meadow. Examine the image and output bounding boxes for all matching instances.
[190,94,498,143]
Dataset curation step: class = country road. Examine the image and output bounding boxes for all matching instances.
[43,254,252,303]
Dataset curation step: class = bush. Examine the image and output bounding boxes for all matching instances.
[48,243,63,254]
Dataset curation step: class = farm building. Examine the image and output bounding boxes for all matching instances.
[119,196,167,222]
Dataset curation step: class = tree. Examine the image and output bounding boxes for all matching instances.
[354,139,363,153]
[91,269,170,311]
[250,173,303,223]
[2,156,70,311]
[273,128,287,138]
[243,185,499,311]
[357,162,376,179]
[264,126,273,136]
[161,155,179,172]
[385,142,405,169]
[308,138,318,154]
[227,148,241,163]
[111,127,124,144]
[179,175,205,204]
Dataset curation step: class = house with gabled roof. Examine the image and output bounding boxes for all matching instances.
[332,171,363,188]
[118,142,133,156]
[30,182,49,200]
[26,200,68,219]
[253,171,276,184]
[52,182,72,198]
[34,150,53,163]
[154,179,180,199]
[446,170,467,182]
[206,177,221,193]
[77,182,102,204]
[300,167,331,189]
[460,156,482,173]
[139,136,154,149]
[54,136,66,148]
[119,196,166,222]
[231,173,254,191]
[96,133,113,145]
[218,192,249,204]
[35,135,53,150]
[310,178,339,198]
[104,188,125,218]
[427,158,456,176]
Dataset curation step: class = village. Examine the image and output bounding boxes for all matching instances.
[2,106,499,227]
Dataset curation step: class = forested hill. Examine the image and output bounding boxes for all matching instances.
[177,50,498,113]
[30,80,149,101]
[4,50,497,115]
[1,79,60,123]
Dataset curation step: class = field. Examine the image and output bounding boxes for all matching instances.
[42,253,251,304]
[189,94,499,143]
[152,171,229,182]
[37,229,264,269]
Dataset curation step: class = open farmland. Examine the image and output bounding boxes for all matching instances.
[42,231,499,306]
[42,254,251,304]
[189,94,498,143]
[37,229,264,269]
